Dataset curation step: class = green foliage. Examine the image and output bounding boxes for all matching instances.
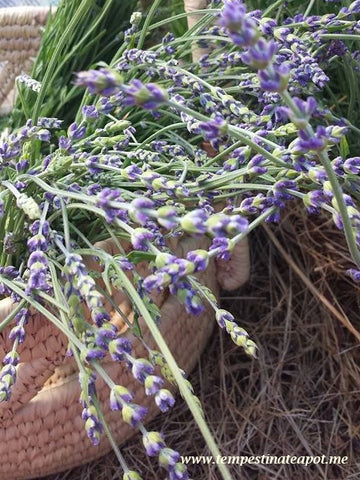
[9,0,137,128]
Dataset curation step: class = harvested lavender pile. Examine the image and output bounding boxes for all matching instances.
[1,0,360,479]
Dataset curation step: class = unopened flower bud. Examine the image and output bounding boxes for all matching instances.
[17,194,41,219]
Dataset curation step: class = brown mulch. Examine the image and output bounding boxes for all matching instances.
[44,203,360,480]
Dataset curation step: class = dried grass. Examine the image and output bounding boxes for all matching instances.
[44,202,360,480]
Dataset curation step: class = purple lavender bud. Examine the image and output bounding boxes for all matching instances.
[82,105,99,120]
[58,136,72,151]
[122,164,143,180]
[303,190,326,214]
[26,250,50,293]
[116,256,134,271]
[285,97,318,129]
[227,215,249,235]
[81,347,105,363]
[0,382,11,402]
[180,209,209,234]
[142,431,166,456]
[205,213,230,237]
[9,325,26,343]
[97,187,127,223]
[0,373,15,393]
[84,415,103,446]
[0,364,16,381]
[37,117,63,129]
[273,180,297,202]
[75,68,123,96]
[155,389,175,412]
[210,237,233,261]
[27,233,48,252]
[110,385,134,410]
[98,97,115,114]
[219,0,246,30]
[155,253,177,271]
[349,0,360,14]
[95,323,117,348]
[35,129,51,142]
[159,448,180,469]
[171,282,204,315]
[347,268,360,282]
[186,249,209,272]
[131,228,155,251]
[265,210,281,223]
[131,359,155,383]
[4,266,20,279]
[128,197,155,224]
[122,403,148,427]
[2,351,19,366]
[143,271,172,292]
[219,0,259,47]
[199,116,228,140]
[230,324,250,347]
[86,183,102,196]
[144,375,164,395]
[258,63,289,92]
[298,127,327,152]
[168,462,189,480]
[241,39,277,70]
[16,159,29,173]
[92,310,110,328]
[332,212,343,230]
[30,219,49,236]
[308,167,327,184]
[156,206,179,230]
[331,156,345,176]
[215,308,234,329]
[68,122,86,140]
[325,126,347,144]
[248,154,267,175]
[123,79,168,110]
[344,157,360,174]
[109,337,132,361]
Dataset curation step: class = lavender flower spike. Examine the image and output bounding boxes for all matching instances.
[75,68,123,96]
[123,79,168,110]
[241,38,277,70]
[219,0,259,47]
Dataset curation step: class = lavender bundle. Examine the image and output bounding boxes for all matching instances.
[1,0,360,479]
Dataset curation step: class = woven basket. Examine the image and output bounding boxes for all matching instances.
[0,2,250,479]
[0,6,50,115]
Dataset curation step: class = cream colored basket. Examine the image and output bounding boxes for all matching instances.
[0,6,50,115]
[0,3,250,479]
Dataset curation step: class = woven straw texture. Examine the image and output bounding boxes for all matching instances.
[0,6,50,114]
